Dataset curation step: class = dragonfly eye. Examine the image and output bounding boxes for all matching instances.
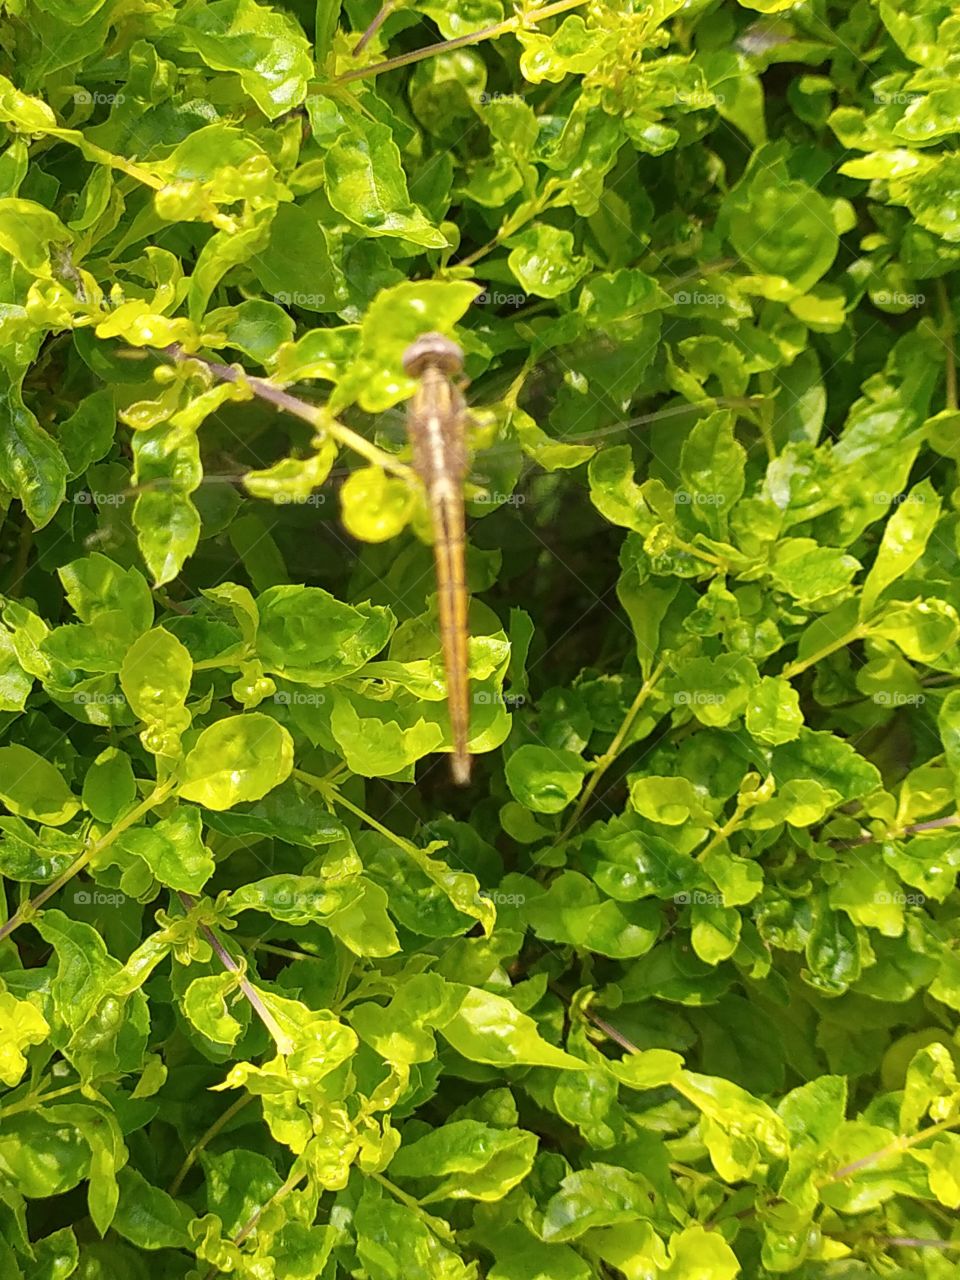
[403,332,464,378]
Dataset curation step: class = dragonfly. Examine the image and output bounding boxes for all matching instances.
[401,332,472,786]
[132,341,769,786]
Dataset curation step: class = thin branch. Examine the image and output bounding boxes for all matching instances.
[158,344,415,482]
[168,1093,256,1196]
[829,1235,960,1251]
[877,1237,960,1251]
[583,1008,644,1056]
[335,0,588,83]
[828,1113,960,1182]
[0,779,175,945]
[202,1169,306,1279]
[556,658,666,842]
[842,813,960,847]
[936,278,957,412]
[353,0,396,54]
[177,892,294,1054]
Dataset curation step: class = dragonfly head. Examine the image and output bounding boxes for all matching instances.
[403,332,464,378]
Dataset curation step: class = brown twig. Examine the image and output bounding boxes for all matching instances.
[158,344,415,482]
[177,891,294,1053]
[335,0,588,83]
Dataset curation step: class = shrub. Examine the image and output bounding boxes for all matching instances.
[0,1,959,1277]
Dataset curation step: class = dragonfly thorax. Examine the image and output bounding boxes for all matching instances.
[403,332,464,378]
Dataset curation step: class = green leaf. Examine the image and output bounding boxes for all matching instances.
[30,1228,79,1280]
[629,775,713,826]
[256,584,394,684]
[324,116,448,248]
[179,714,294,809]
[82,748,137,823]
[768,539,860,603]
[0,625,32,711]
[440,985,588,1070]
[182,972,245,1049]
[59,389,116,479]
[175,0,313,119]
[120,626,193,748]
[669,654,759,727]
[661,1225,739,1280]
[745,676,803,745]
[0,986,48,1086]
[507,225,589,298]
[869,598,959,662]
[111,1167,193,1250]
[541,1165,654,1242]
[341,466,415,542]
[678,410,745,535]
[505,745,588,813]
[390,1120,537,1202]
[482,1224,591,1280]
[117,805,215,893]
[0,744,80,825]
[726,159,838,292]
[0,372,67,528]
[674,1070,789,1179]
[861,480,941,616]
[354,1188,472,1280]
[524,871,660,958]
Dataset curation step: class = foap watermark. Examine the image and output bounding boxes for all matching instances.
[73,692,126,706]
[271,888,326,909]
[75,89,125,106]
[674,490,725,506]
[873,490,928,506]
[273,690,327,706]
[74,490,127,507]
[473,690,526,708]
[674,690,726,707]
[873,691,925,707]
[473,491,526,507]
[673,290,726,307]
[74,888,126,907]
[475,290,527,307]
[478,92,524,105]
[674,90,724,107]
[479,889,526,905]
[873,90,922,106]
[274,291,326,308]
[875,290,925,307]
[873,890,926,906]
[269,493,326,507]
[674,890,723,905]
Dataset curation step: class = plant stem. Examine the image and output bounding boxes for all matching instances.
[177,892,295,1055]
[168,1093,256,1196]
[0,779,175,945]
[845,813,960,846]
[828,1232,960,1251]
[371,1172,455,1243]
[669,535,728,569]
[556,659,666,841]
[781,626,864,679]
[696,799,749,862]
[352,0,396,54]
[756,371,776,462]
[336,0,588,83]
[202,1169,306,1278]
[294,769,420,857]
[0,1081,83,1122]
[936,278,957,412]
[827,1113,960,1182]
[159,344,415,482]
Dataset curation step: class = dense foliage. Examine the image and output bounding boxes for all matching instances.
[1,0,960,1275]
